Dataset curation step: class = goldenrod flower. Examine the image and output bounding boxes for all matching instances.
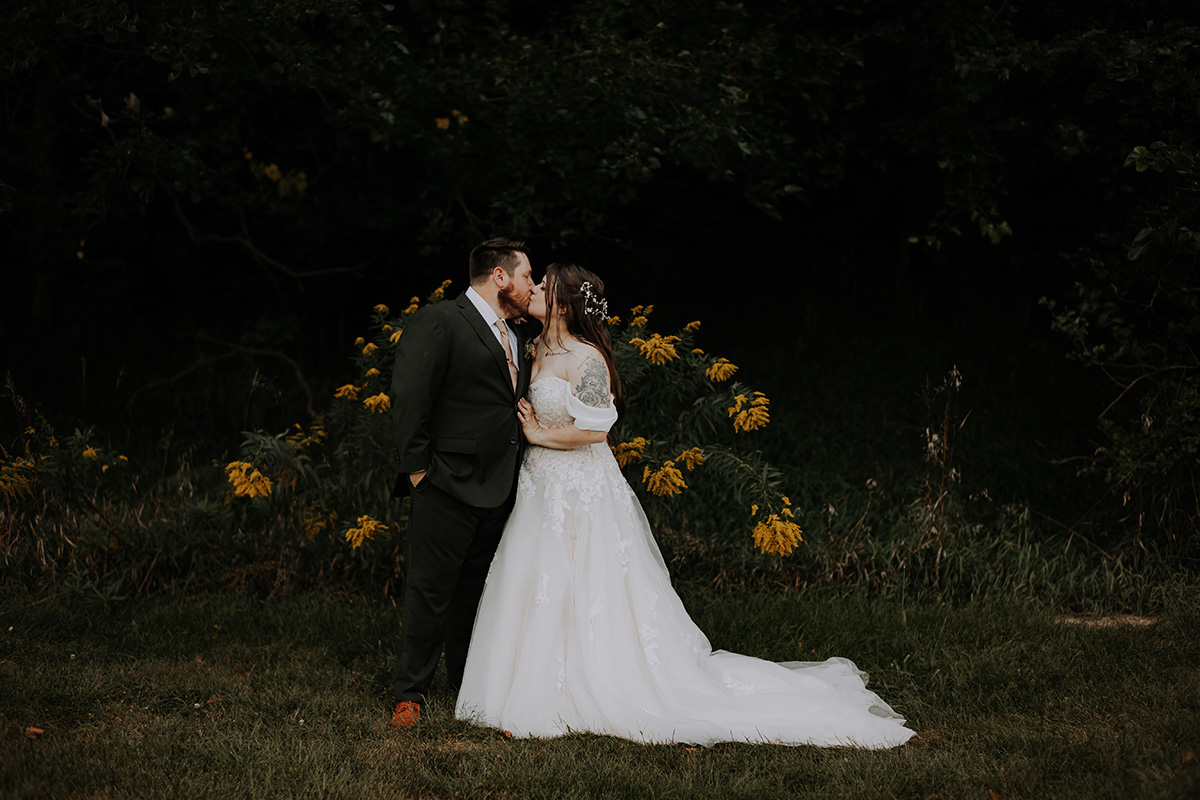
[780,507,794,518]
[365,368,381,378]
[390,330,403,344]
[728,392,770,432]
[225,461,273,499]
[642,461,687,497]
[630,316,648,328]
[303,509,335,540]
[101,464,109,473]
[363,393,391,413]
[346,515,387,549]
[676,447,706,471]
[629,334,681,365]
[362,343,378,355]
[452,109,469,124]
[684,320,701,332]
[692,348,704,354]
[751,504,759,516]
[263,163,281,181]
[753,514,804,556]
[435,117,451,130]
[117,455,128,462]
[606,316,621,327]
[374,303,389,314]
[355,337,365,347]
[0,456,38,501]
[404,297,420,315]
[782,495,791,506]
[335,384,359,400]
[612,437,647,467]
[705,357,738,382]
[82,446,99,461]
[431,279,452,301]
[382,324,393,332]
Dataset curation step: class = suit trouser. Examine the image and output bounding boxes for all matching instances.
[393,478,513,704]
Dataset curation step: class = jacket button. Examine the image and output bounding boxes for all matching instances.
[509,437,517,445]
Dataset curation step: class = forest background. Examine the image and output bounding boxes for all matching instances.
[1,0,1198,607]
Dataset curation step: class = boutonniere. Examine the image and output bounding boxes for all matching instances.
[523,340,537,361]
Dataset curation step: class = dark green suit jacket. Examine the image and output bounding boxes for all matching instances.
[390,292,537,508]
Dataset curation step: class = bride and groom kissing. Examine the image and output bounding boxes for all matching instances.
[387,237,914,748]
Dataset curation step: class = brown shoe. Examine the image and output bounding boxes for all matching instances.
[392,700,421,728]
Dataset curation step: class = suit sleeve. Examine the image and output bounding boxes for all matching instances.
[391,309,448,474]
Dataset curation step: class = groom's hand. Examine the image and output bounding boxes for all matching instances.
[409,470,427,488]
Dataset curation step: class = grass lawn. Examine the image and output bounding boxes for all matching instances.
[0,587,1196,799]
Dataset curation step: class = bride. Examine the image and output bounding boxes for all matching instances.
[454,263,915,748]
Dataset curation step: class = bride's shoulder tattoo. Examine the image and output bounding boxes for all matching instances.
[574,356,609,407]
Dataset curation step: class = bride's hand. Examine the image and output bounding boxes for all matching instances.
[517,398,542,443]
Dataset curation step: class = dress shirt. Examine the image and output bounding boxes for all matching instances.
[466,286,521,379]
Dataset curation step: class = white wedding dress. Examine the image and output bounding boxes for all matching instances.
[454,377,914,748]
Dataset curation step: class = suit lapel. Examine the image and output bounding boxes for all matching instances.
[456,293,517,396]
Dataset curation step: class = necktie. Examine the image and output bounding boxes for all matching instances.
[495,320,519,392]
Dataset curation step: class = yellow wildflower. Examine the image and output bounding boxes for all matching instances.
[676,447,706,471]
[751,504,759,516]
[452,109,469,124]
[404,297,420,315]
[362,343,378,355]
[612,437,647,467]
[365,368,381,378]
[629,334,681,365]
[0,457,38,501]
[684,320,701,332]
[705,357,738,382]
[642,461,687,497]
[782,496,791,506]
[753,514,804,556]
[780,507,794,518]
[435,117,451,130]
[101,464,109,473]
[23,426,34,435]
[374,303,389,314]
[363,393,391,413]
[606,316,621,327]
[728,392,770,432]
[355,337,365,347]
[303,509,335,540]
[390,329,403,344]
[382,324,393,332]
[630,316,648,328]
[345,515,387,549]
[335,384,359,400]
[263,163,281,181]
[117,455,128,462]
[431,279,452,301]
[225,461,273,499]
[692,348,704,354]
[82,446,99,461]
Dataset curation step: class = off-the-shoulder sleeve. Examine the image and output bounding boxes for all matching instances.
[566,392,619,432]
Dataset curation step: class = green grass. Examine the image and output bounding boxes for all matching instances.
[1,587,1197,799]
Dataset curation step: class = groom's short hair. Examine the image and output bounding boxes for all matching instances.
[469,237,530,285]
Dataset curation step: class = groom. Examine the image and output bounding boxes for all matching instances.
[388,237,537,727]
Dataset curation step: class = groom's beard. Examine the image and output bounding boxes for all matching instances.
[497,283,530,319]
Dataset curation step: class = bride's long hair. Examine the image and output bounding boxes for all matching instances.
[542,262,624,417]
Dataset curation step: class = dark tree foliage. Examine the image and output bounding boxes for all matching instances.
[1,0,1196,547]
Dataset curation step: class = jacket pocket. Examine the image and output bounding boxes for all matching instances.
[433,437,477,454]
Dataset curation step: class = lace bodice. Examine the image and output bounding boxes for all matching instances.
[527,376,577,429]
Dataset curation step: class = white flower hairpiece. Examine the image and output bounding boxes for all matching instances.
[580,281,608,318]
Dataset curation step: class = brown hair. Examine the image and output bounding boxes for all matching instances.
[469,237,530,284]
[543,262,624,418]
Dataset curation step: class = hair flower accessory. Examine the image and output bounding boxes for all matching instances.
[580,281,609,318]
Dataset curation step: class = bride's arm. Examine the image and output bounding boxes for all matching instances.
[518,397,608,449]
[518,350,616,450]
